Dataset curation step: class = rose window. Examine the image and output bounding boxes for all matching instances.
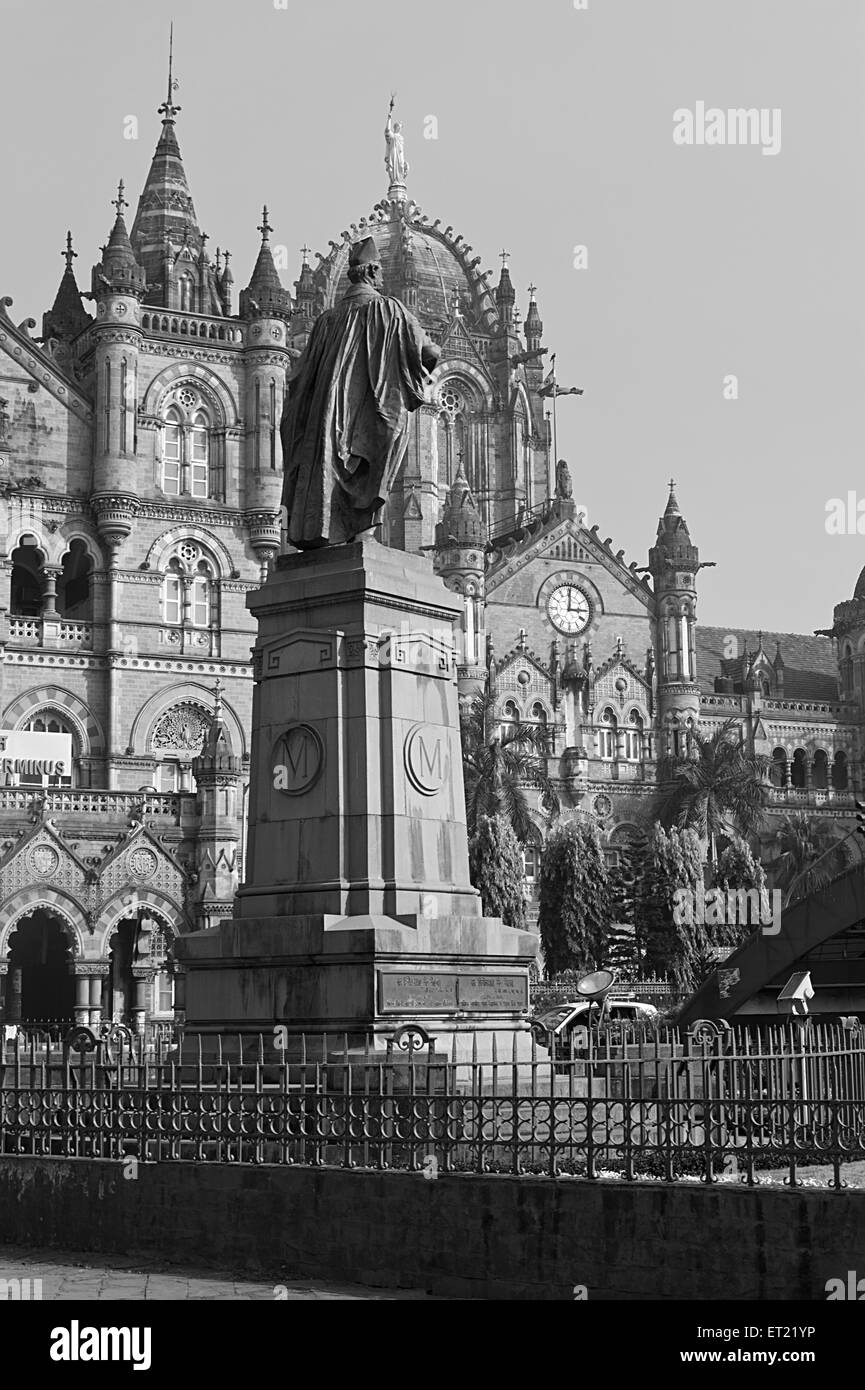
[439,386,463,417]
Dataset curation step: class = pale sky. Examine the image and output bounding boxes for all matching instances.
[1,0,863,634]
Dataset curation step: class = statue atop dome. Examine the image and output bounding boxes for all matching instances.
[384,94,409,194]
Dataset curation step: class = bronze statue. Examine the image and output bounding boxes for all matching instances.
[280,236,439,548]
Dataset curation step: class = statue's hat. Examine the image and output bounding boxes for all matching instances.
[349,236,380,267]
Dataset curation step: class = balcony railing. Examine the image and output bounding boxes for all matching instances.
[0,788,191,821]
[766,787,854,807]
[7,616,94,647]
[139,310,244,345]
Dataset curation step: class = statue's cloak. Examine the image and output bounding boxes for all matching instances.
[281,283,429,546]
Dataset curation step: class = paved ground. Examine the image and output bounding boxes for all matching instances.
[0,1246,436,1300]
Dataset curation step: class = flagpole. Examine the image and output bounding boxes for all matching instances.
[550,353,558,498]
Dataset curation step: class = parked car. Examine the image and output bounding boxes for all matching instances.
[532,998,660,1055]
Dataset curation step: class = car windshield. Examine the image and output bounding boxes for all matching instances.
[534,1006,578,1029]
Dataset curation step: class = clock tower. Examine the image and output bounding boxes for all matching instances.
[648,482,703,756]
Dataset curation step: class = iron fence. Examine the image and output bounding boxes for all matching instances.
[0,1020,863,1187]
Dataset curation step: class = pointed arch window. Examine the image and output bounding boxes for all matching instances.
[162,408,183,496]
[17,711,76,787]
[161,543,217,633]
[161,391,217,500]
[190,412,209,498]
[623,711,643,762]
[597,708,617,761]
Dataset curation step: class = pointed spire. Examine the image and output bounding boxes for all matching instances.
[42,230,91,342]
[130,28,203,303]
[495,247,516,323]
[239,209,291,321]
[195,678,240,773]
[91,184,146,300]
[158,23,182,125]
[438,465,486,548]
[525,281,543,349]
[650,479,698,573]
[293,244,316,326]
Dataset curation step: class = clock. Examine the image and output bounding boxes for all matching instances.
[547,584,591,634]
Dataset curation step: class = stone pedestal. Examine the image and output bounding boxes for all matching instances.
[175,538,537,1060]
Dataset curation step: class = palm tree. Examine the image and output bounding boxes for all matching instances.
[659,718,769,860]
[459,688,559,845]
[771,812,855,907]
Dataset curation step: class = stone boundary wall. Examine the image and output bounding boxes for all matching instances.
[0,1158,860,1300]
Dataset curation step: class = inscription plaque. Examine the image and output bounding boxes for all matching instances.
[378,971,529,1014]
[457,975,529,1011]
[379,973,458,1012]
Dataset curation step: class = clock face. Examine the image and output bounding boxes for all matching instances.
[547,584,591,634]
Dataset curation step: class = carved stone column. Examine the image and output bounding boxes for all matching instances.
[131,967,149,1035]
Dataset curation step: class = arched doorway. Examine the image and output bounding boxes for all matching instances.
[5,910,74,1025]
[107,917,138,1024]
[107,912,175,1027]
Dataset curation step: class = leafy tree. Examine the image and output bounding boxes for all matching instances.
[468,814,527,931]
[659,718,769,860]
[460,688,559,845]
[771,812,855,907]
[538,819,612,978]
[607,831,648,976]
[715,835,766,892]
[712,834,768,947]
[637,825,708,994]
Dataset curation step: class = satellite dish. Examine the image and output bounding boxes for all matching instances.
[574,969,616,1002]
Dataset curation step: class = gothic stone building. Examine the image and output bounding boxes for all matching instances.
[0,77,287,1028]
[0,73,860,1025]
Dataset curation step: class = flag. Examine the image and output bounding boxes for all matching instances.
[538,355,583,398]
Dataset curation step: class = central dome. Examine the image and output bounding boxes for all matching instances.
[316,197,499,338]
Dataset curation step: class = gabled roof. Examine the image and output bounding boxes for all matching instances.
[0,298,93,420]
[487,508,652,608]
[697,626,840,701]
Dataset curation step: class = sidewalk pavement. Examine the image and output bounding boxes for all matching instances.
[0,1246,437,1300]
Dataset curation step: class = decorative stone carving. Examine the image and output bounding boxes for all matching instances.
[151,702,211,753]
[127,847,158,880]
[29,844,60,876]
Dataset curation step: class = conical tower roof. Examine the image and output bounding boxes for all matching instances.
[42,232,91,342]
[130,30,202,301]
[91,183,146,299]
[440,466,486,547]
[239,208,292,321]
[649,479,699,573]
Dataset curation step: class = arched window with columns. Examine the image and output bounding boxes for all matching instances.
[597,708,617,760]
[623,710,644,761]
[10,535,45,617]
[770,747,788,788]
[161,540,219,655]
[160,387,221,501]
